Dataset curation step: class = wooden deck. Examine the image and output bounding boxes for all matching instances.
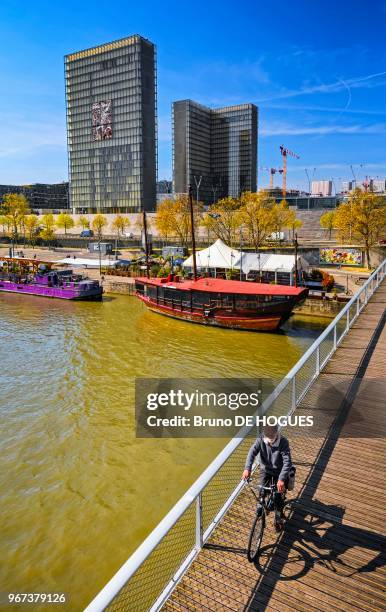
[164,283,386,611]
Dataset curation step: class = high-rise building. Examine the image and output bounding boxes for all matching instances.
[172,100,258,206]
[311,180,332,196]
[65,35,157,214]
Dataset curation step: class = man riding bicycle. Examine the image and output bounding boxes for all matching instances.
[242,425,294,529]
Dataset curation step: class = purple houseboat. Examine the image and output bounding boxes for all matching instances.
[0,258,103,301]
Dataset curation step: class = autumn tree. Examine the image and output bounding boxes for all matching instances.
[155,199,176,242]
[239,191,275,250]
[56,212,75,235]
[1,193,30,242]
[41,213,55,244]
[24,215,40,248]
[112,214,130,239]
[335,190,386,268]
[78,215,90,230]
[201,197,242,246]
[92,214,107,241]
[285,209,303,240]
[271,200,291,243]
[154,196,201,247]
[320,210,336,239]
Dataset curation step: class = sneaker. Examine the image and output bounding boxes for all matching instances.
[274,510,284,532]
[256,504,263,517]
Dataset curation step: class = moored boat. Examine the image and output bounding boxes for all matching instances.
[135,275,308,332]
[0,258,103,301]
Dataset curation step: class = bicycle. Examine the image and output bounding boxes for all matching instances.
[246,477,286,563]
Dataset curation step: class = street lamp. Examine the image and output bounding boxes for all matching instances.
[193,175,202,205]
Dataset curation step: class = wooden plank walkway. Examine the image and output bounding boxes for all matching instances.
[164,282,386,612]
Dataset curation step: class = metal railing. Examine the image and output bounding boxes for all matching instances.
[85,260,386,612]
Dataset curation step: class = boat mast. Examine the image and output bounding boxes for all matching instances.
[143,210,150,279]
[294,232,298,288]
[188,185,198,281]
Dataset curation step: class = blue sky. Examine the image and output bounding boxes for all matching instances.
[0,0,385,190]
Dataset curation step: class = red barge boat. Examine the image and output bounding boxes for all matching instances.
[135,275,308,332]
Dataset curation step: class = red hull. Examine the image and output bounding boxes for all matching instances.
[137,294,283,331]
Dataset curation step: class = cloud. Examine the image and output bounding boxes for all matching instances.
[256,70,386,103]
[260,121,386,137]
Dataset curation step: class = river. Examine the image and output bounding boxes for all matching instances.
[0,293,327,609]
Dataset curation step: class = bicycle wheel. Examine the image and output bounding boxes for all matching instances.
[247,511,265,562]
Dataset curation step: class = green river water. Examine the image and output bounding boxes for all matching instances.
[0,293,327,609]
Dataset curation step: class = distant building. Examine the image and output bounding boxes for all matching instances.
[65,35,157,214]
[0,183,69,211]
[311,180,332,196]
[370,179,386,193]
[172,100,258,206]
[341,181,354,194]
[156,180,172,194]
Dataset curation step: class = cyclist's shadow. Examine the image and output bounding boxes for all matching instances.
[254,497,386,579]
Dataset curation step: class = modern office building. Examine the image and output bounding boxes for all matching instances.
[65,35,157,214]
[172,100,258,206]
[0,183,69,211]
[311,180,333,196]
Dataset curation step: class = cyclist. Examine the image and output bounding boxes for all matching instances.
[242,424,294,529]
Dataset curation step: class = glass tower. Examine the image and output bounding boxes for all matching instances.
[172,100,257,206]
[65,35,157,213]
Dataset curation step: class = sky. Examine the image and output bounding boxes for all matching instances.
[0,0,385,191]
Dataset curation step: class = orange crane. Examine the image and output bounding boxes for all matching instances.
[279,145,300,197]
[260,166,284,188]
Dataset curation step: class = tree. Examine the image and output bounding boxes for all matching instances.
[78,215,90,230]
[1,193,30,242]
[334,190,386,268]
[239,191,275,250]
[155,199,176,242]
[285,209,303,240]
[271,200,291,243]
[41,213,55,245]
[56,212,75,235]
[24,215,40,248]
[0,214,12,235]
[112,214,130,239]
[320,210,336,240]
[92,214,107,241]
[154,196,201,247]
[201,197,242,246]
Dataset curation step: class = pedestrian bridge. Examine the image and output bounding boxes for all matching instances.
[86,260,386,612]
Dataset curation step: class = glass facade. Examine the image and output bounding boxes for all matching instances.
[65,35,157,213]
[172,100,258,206]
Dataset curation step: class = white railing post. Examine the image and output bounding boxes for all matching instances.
[291,376,296,411]
[196,493,203,550]
[357,295,360,316]
[346,309,350,332]
[316,346,320,375]
[333,325,337,350]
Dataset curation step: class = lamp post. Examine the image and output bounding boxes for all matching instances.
[294,232,298,288]
[193,175,202,205]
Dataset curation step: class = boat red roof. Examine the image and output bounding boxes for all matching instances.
[135,276,307,296]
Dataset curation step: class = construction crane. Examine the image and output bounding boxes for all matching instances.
[259,166,283,189]
[279,145,300,197]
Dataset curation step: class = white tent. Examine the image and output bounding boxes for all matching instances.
[182,239,241,270]
[182,239,308,285]
[240,253,308,275]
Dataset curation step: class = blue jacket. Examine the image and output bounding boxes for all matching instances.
[245,434,292,481]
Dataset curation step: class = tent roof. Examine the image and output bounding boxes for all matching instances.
[182,240,308,273]
[182,239,241,269]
